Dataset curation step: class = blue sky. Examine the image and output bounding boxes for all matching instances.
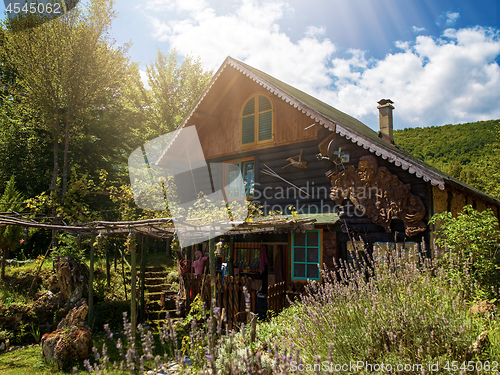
[3,0,500,130]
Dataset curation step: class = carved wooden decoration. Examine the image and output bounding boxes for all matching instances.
[328,155,427,237]
[283,149,307,169]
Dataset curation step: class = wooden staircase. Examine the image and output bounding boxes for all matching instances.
[129,266,179,323]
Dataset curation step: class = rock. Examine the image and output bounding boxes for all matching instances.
[47,274,60,293]
[466,331,489,360]
[470,300,496,315]
[53,257,89,307]
[41,302,92,369]
[56,301,88,330]
[0,338,9,352]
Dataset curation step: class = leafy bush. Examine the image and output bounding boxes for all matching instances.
[83,242,500,374]
[166,270,178,285]
[430,205,500,300]
[51,233,87,264]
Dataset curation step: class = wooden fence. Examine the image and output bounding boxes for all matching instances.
[183,273,257,330]
[182,275,309,327]
[267,281,286,314]
[267,281,307,315]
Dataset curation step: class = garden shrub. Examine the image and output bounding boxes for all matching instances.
[430,205,500,300]
[51,233,87,264]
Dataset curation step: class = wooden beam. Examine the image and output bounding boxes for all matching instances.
[105,238,110,288]
[209,227,216,303]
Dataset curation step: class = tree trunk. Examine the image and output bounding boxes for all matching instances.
[61,105,73,202]
[0,246,6,280]
[50,116,60,193]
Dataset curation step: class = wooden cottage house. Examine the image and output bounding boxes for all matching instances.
[158,56,500,298]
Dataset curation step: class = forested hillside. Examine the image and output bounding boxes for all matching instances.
[394,119,500,199]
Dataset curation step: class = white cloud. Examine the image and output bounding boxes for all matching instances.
[305,25,326,38]
[412,26,426,33]
[146,0,335,95]
[445,12,460,26]
[326,27,500,128]
[146,1,500,129]
[436,11,460,27]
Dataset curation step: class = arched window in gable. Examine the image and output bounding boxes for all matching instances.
[241,94,274,146]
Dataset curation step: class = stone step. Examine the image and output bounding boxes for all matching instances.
[149,316,183,328]
[144,266,166,272]
[147,301,162,311]
[147,291,163,301]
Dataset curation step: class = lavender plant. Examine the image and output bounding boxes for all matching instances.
[271,243,490,367]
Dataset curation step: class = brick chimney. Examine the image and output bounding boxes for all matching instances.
[377,99,394,144]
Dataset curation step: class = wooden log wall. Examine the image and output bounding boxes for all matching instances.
[207,138,336,216]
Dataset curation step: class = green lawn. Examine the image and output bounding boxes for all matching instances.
[0,345,56,375]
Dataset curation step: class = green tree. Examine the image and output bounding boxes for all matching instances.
[1,0,134,202]
[146,49,213,137]
[0,176,24,279]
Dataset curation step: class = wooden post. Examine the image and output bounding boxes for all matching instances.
[114,240,118,271]
[121,243,127,301]
[228,236,234,277]
[88,232,96,328]
[166,238,171,258]
[129,231,137,339]
[140,237,146,323]
[209,228,216,304]
[105,237,110,289]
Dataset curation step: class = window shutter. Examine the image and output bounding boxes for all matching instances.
[259,96,272,111]
[242,97,255,144]
[243,97,255,116]
[259,111,272,141]
[242,115,255,144]
[258,96,272,141]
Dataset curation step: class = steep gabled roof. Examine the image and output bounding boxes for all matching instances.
[173,56,500,207]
